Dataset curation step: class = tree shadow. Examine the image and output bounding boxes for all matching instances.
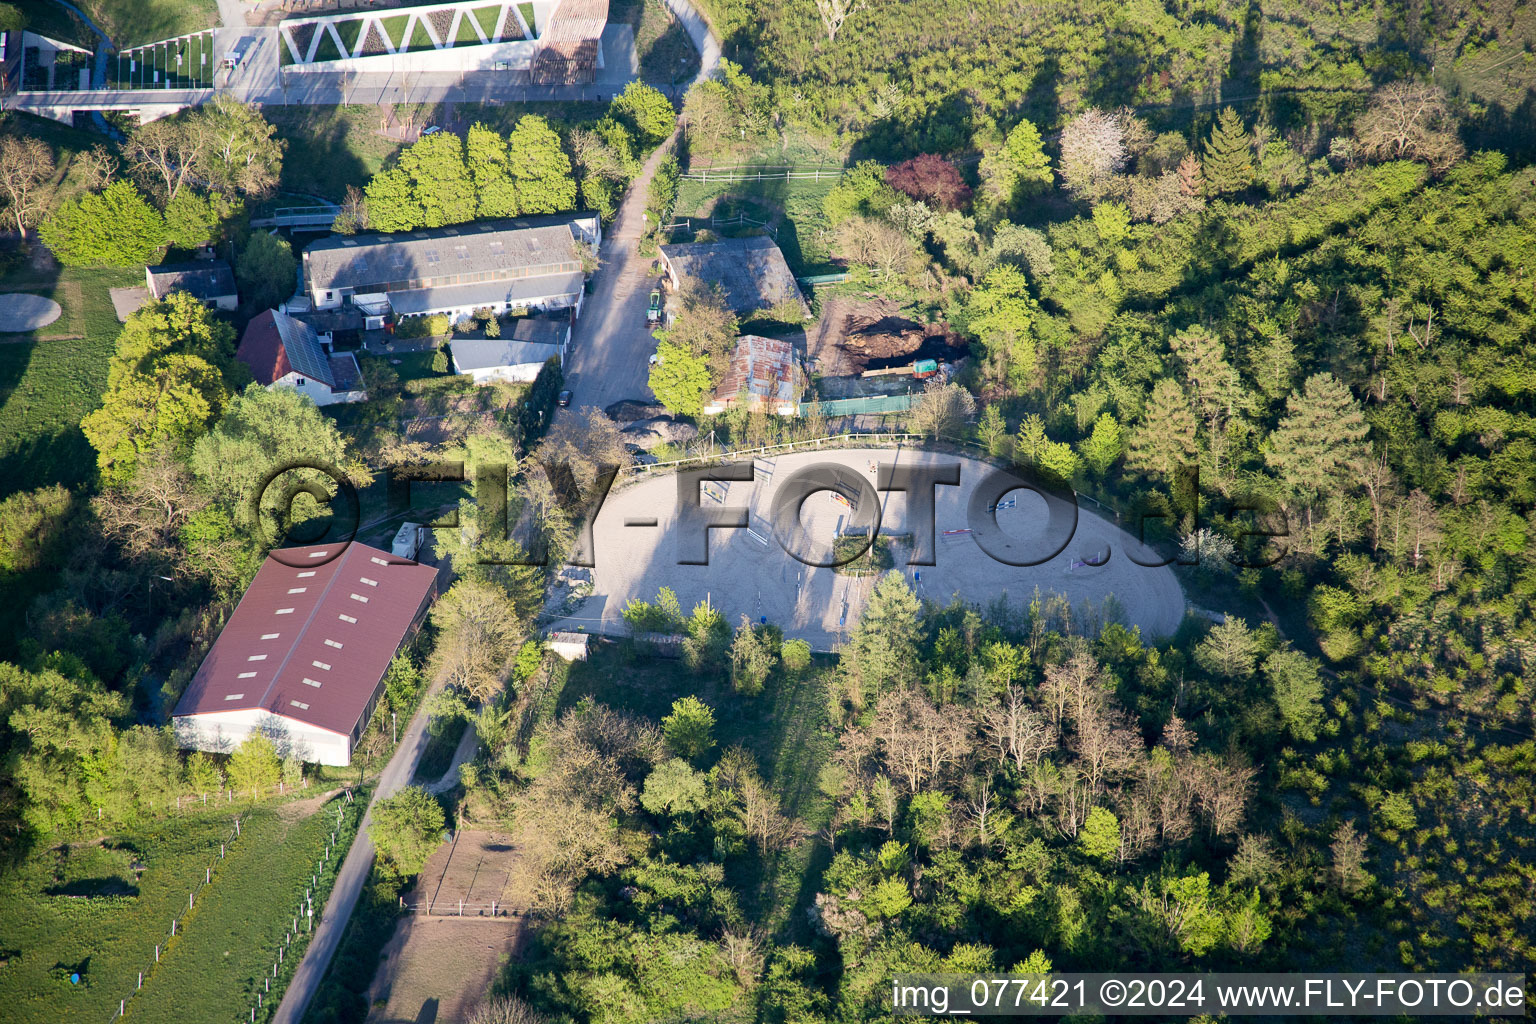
[851,92,975,163]
[1467,88,1536,163]
[270,109,381,203]
[1024,56,1063,132]
[1220,0,1263,105]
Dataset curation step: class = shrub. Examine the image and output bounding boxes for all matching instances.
[395,313,452,339]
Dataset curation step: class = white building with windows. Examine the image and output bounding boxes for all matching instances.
[301,213,600,325]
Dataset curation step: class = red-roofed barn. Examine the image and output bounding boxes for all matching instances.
[171,541,438,766]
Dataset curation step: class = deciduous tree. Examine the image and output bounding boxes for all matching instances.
[506,115,578,214]
[226,732,281,796]
[1058,109,1127,201]
[0,137,56,238]
[235,230,297,312]
[885,153,971,210]
[40,180,166,267]
[370,786,446,875]
[467,122,519,218]
[1354,82,1464,172]
[979,118,1053,211]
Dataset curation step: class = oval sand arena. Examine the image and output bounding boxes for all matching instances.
[0,293,62,332]
[550,449,1187,648]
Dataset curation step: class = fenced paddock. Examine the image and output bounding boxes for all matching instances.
[0,792,360,1024]
[406,829,520,917]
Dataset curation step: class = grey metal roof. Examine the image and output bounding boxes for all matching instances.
[657,236,805,314]
[511,317,570,345]
[304,214,597,293]
[386,272,584,315]
[271,308,336,387]
[451,339,564,373]
[147,261,237,301]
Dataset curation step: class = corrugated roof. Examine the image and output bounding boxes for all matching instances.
[237,309,336,387]
[712,334,800,406]
[147,261,237,302]
[386,272,584,315]
[304,215,597,293]
[172,542,438,738]
[658,237,806,315]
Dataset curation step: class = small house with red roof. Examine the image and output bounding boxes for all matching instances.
[237,309,367,407]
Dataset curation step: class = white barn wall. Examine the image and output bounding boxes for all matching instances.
[174,708,352,766]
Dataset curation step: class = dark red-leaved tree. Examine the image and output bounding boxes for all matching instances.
[885,153,972,210]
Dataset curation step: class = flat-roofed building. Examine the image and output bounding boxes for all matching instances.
[171,542,438,766]
[302,213,600,323]
[146,261,239,310]
[450,316,571,384]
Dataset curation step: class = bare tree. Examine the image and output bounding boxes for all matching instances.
[0,137,57,237]
[907,380,976,439]
[1040,650,1106,732]
[469,997,546,1024]
[91,445,208,562]
[814,0,868,41]
[722,929,765,986]
[127,117,204,203]
[717,747,806,854]
[72,144,118,193]
[1330,821,1371,895]
[1188,753,1256,837]
[983,685,1053,769]
[832,214,922,282]
[1058,109,1127,200]
[1071,702,1142,794]
[1354,82,1464,172]
[331,184,369,234]
[873,688,970,793]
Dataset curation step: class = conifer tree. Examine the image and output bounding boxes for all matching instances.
[1265,372,1370,506]
[1127,379,1199,477]
[1202,107,1253,196]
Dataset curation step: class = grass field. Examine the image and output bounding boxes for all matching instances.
[674,173,840,276]
[0,795,359,1024]
[74,0,218,48]
[0,265,140,497]
[557,643,838,936]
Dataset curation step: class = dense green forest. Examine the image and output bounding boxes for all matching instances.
[689,0,1536,160]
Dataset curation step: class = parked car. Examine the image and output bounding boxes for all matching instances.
[556,389,573,407]
[421,125,443,136]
